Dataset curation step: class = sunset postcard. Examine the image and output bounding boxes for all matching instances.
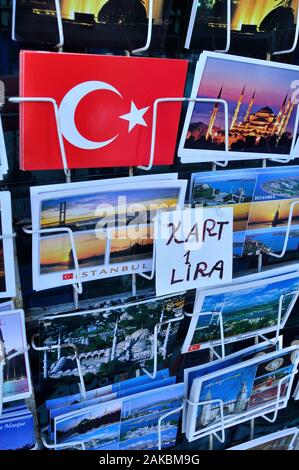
[179,52,299,163]
[31,179,186,290]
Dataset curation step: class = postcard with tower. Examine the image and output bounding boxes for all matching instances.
[37,293,185,398]
[182,269,299,353]
[14,1,172,51]
[30,176,187,291]
[185,346,299,442]
[185,0,299,54]
[179,51,299,164]
[0,192,16,298]
[0,309,32,403]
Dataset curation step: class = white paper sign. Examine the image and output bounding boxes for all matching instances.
[155,207,233,296]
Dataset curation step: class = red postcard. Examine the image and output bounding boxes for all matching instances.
[19,51,188,170]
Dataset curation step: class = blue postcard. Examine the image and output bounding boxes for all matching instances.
[0,412,35,450]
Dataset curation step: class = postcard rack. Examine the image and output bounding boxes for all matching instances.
[265,199,299,259]
[9,97,71,183]
[185,0,299,57]
[182,370,298,444]
[0,346,30,417]
[139,96,230,171]
[40,403,185,451]
[11,0,154,55]
[142,313,185,379]
[185,0,231,54]
[184,310,226,360]
[30,333,86,401]
[22,222,157,305]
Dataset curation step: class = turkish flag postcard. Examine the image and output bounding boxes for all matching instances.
[19,51,188,170]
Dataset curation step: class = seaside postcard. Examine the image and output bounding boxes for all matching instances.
[244,167,299,257]
[182,270,299,353]
[54,383,184,450]
[31,178,187,290]
[179,52,299,164]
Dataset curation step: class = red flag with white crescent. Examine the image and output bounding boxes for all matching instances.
[19,51,188,170]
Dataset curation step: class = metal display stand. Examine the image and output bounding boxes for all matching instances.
[9,97,71,182]
[138,97,230,171]
[11,0,153,54]
[185,0,231,53]
[184,310,225,360]
[11,0,64,50]
[266,200,299,259]
[184,369,298,443]
[142,314,185,379]
[31,333,86,401]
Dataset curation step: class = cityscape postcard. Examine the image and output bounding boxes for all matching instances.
[186,346,299,442]
[185,0,299,52]
[14,0,172,51]
[54,383,184,450]
[244,166,299,257]
[182,270,299,353]
[38,294,185,396]
[30,178,187,291]
[0,309,32,403]
[189,169,257,257]
[179,52,299,164]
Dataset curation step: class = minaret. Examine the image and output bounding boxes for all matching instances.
[206,84,223,140]
[275,92,288,132]
[230,84,246,130]
[244,90,256,123]
[272,204,280,227]
[279,98,295,137]
[235,381,248,413]
[278,95,292,136]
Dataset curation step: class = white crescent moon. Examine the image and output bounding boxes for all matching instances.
[59,81,122,150]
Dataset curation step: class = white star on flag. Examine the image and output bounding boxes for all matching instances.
[119,101,150,133]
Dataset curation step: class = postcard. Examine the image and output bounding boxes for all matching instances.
[30,177,187,290]
[182,270,299,353]
[0,309,32,403]
[244,166,299,258]
[0,411,35,450]
[0,192,16,298]
[183,338,283,401]
[54,382,184,450]
[45,368,170,414]
[178,52,299,164]
[38,294,184,398]
[190,166,299,259]
[20,51,188,170]
[229,427,299,450]
[189,169,258,257]
[185,0,299,53]
[14,1,172,51]
[185,346,299,442]
[0,301,14,312]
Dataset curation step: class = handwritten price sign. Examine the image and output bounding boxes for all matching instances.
[155,207,233,296]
